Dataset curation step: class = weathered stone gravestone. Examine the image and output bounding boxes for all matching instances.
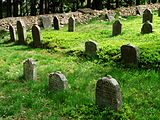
[96,75,122,111]
[17,20,27,44]
[53,16,60,30]
[41,16,52,28]
[143,9,153,23]
[68,16,75,32]
[158,7,160,17]
[136,6,143,15]
[9,24,16,42]
[85,40,99,57]
[121,44,140,67]
[23,58,37,80]
[105,13,115,22]
[141,21,153,34]
[32,25,42,47]
[49,72,68,92]
[112,20,122,36]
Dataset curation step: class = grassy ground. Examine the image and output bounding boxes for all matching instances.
[0,12,160,119]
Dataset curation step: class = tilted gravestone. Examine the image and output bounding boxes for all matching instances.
[17,20,27,44]
[85,40,99,57]
[136,6,143,15]
[53,16,60,30]
[9,24,16,42]
[49,72,68,92]
[143,9,153,23]
[68,16,75,32]
[112,20,122,36]
[23,58,37,80]
[32,25,42,47]
[105,13,115,22]
[141,21,153,34]
[96,75,122,111]
[41,16,52,28]
[121,44,140,67]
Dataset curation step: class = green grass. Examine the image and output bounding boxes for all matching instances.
[0,12,160,119]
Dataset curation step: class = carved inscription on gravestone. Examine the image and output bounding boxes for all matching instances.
[32,25,42,47]
[23,58,37,80]
[121,44,140,67]
[96,75,122,111]
[49,72,68,92]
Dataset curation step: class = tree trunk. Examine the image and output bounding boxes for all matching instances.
[92,0,102,10]
[31,0,36,16]
[40,0,44,15]
[7,0,12,17]
[13,0,18,17]
[116,0,119,8]
[86,0,91,8]
[136,0,140,5]
[45,0,49,14]
[0,0,3,18]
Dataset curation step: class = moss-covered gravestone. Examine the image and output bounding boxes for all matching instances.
[96,75,122,111]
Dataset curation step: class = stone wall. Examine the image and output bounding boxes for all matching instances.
[1,3,160,31]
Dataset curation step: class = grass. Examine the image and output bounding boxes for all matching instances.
[0,12,160,119]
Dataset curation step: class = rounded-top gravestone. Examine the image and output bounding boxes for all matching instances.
[49,72,68,92]
[96,75,122,111]
[32,25,42,47]
[85,40,99,57]
[17,20,27,44]
[141,21,153,34]
[121,44,140,67]
[68,16,75,32]
[9,24,16,42]
[53,16,60,30]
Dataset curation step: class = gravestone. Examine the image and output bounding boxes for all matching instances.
[96,75,122,111]
[9,24,16,42]
[143,9,153,23]
[53,16,60,30]
[17,20,27,44]
[112,20,122,36]
[85,40,98,57]
[41,16,52,28]
[141,21,153,34]
[49,72,68,92]
[68,16,75,32]
[32,25,42,47]
[158,7,160,17]
[105,13,115,22]
[121,44,140,67]
[136,6,143,15]
[23,58,37,80]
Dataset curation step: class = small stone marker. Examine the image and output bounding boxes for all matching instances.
[143,9,153,23]
[141,21,153,34]
[53,16,60,30]
[23,58,37,80]
[85,40,98,57]
[112,20,122,36]
[105,13,115,22]
[136,6,143,15]
[96,75,122,111]
[68,16,75,32]
[121,44,140,67]
[32,25,42,47]
[9,24,16,42]
[49,72,68,92]
[17,20,27,44]
[41,16,52,28]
